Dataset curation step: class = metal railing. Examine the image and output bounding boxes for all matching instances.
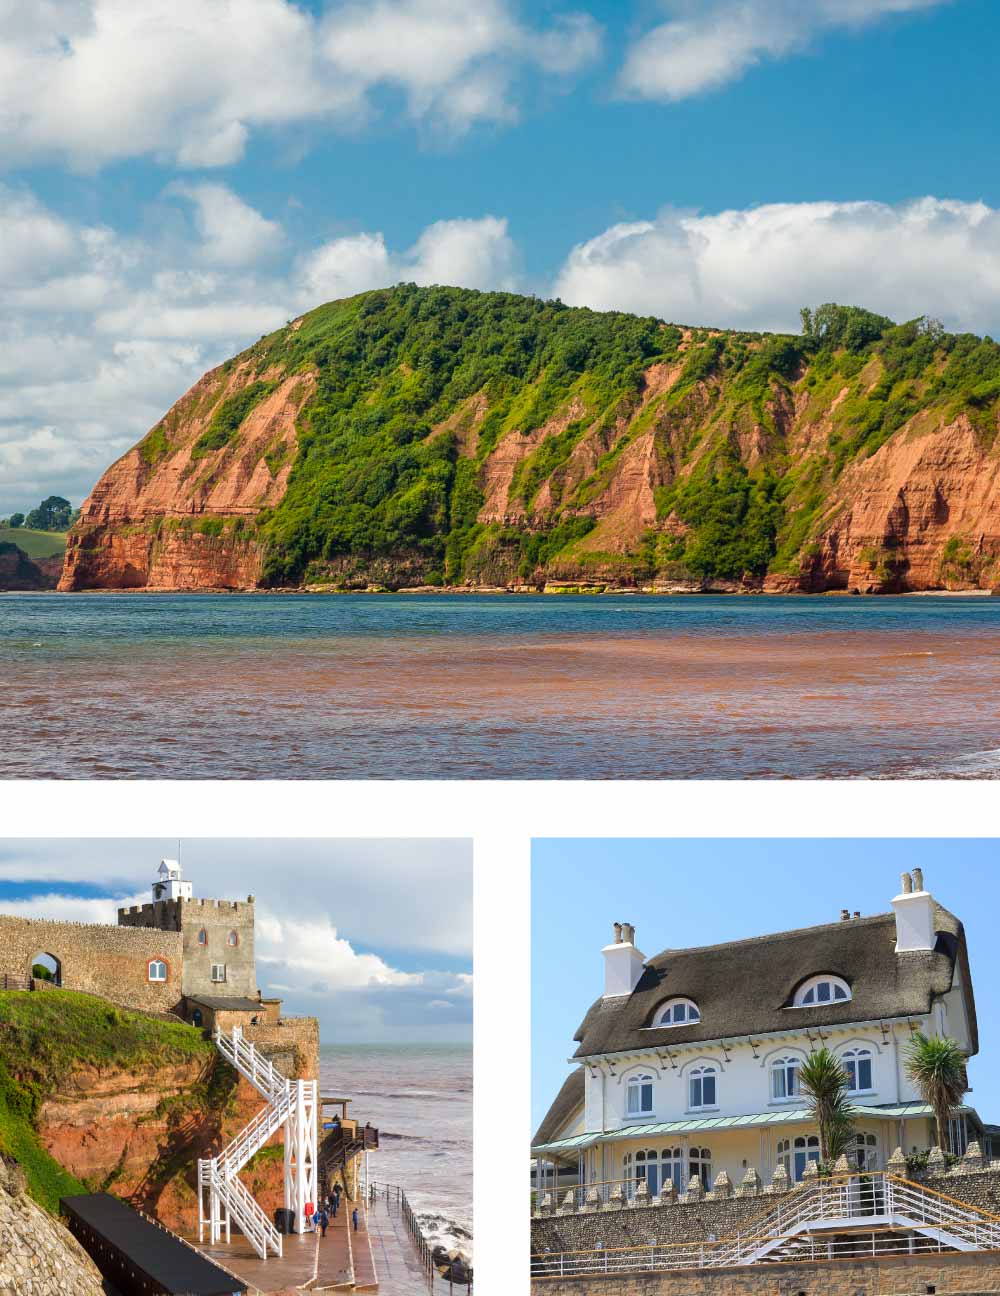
[370,1180,473,1291]
[531,1172,1000,1278]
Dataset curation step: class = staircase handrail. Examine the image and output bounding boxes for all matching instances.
[214,1168,284,1256]
[216,1088,293,1177]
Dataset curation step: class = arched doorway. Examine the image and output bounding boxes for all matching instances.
[30,952,61,986]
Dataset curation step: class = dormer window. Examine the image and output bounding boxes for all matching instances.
[794,975,851,1007]
[654,998,700,1027]
[626,1073,654,1117]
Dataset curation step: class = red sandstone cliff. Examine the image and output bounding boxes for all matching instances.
[57,290,1000,594]
[60,359,315,591]
[36,1056,286,1235]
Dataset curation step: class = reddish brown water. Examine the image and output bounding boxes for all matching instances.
[6,593,1000,778]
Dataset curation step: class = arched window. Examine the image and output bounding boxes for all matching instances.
[197,929,207,945]
[689,1147,712,1190]
[777,1135,820,1182]
[622,1151,633,1183]
[626,1073,654,1117]
[842,1047,874,1092]
[771,1056,801,1100]
[227,930,239,947]
[654,998,700,1027]
[688,1065,717,1110]
[794,975,851,1007]
[148,959,167,983]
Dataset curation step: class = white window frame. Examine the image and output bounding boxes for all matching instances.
[688,1065,718,1111]
[626,1073,655,1118]
[148,959,167,983]
[771,1056,801,1101]
[211,963,227,983]
[655,998,701,1027]
[794,975,851,1007]
[842,1047,875,1094]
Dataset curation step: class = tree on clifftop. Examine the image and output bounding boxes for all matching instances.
[25,496,72,531]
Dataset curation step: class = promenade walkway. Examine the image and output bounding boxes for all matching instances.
[361,1192,432,1296]
[187,1191,443,1292]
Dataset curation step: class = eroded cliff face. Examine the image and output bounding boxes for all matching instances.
[0,543,62,591]
[34,1056,285,1236]
[59,287,1000,593]
[60,359,315,591]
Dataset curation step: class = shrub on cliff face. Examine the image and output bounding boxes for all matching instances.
[0,991,214,1211]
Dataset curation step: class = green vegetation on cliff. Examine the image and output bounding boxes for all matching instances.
[0,991,215,1211]
[72,287,1000,590]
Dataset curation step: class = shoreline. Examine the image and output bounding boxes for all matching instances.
[11,584,1000,598]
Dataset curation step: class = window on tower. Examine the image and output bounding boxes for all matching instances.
[211,963,226,983]
[197,929,207,945]
[228,930,239,947]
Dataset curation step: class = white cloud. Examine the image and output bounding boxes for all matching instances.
[0,839,472,1039]
[0,891,146,925]
[295,216,519,309]
[169,183,284,268]
[0,180,523,510]
[553,197,1000,334]
[0,0,601,170]
[620,0,948,101]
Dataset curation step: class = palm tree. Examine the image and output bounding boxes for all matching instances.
[799,1048,855,1163]
[905,1033,967,1152]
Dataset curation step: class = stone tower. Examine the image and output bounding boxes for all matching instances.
[118,862,257,1000]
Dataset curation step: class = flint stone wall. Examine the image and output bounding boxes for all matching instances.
[0,914,183,1014]
[532,1250,1000,1294]
[0,1160,105,1296]
[533,1163,1000,1256]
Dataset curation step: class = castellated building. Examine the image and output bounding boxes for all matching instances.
[0,859,315,1078]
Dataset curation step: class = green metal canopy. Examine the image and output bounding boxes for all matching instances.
[532,1102,964,1157]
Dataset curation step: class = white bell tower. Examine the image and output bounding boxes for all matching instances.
[154,858,192,903]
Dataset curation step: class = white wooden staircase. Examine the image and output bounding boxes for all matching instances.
[198,1026,318,1261]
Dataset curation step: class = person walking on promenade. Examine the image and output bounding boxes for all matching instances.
[315,1206,329,1239]
[352,1207,359,1233]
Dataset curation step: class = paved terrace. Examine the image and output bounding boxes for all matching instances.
[188,1191,434,1293]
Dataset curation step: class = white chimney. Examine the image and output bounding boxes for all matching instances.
[602,921,646,998]
[892,870,935,953]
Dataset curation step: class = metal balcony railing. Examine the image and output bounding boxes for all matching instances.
[531,1171,1000,1278]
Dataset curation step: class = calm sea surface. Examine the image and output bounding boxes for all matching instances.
[319,1044,472,1258]
[6,591,1000,777]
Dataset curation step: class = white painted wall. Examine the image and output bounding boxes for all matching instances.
[583,1017,942,1134]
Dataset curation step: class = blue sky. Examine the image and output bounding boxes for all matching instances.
[3,0,1000,512]
[532,839,1000,1133]
[0,838,472,1043]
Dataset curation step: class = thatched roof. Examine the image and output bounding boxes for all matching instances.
[533,1068,585,1147]
[570,905,976,1060]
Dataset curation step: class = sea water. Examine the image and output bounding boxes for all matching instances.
[6,591,1000,778]
[319,1044,472,1259]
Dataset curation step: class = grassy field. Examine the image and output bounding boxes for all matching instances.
[0,990,213,1210]
[0,527,66,559]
